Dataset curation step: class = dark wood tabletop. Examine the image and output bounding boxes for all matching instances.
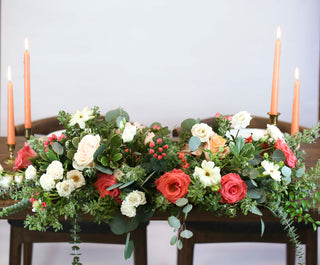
[0,136,319,222]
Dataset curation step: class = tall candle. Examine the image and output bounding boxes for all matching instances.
[7,66,15,145]
[270,27,281,115]
[24,38,31,129]
[291,67,300,135]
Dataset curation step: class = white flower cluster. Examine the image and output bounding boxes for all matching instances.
[120,190,147,217]
[231,111,252,130]
[69,106,94,129]
[193,160,221,187]
[265,124,284,143]
[261,160,281,181]
[122,123,137,143]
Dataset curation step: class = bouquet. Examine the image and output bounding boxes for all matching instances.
[1,106,320,265]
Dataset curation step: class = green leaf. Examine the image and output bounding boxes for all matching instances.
[168,216,181,229]
[124,233,134,260]
[52,142,64,155]
[67,150,76,160]
[93,144,107,161]
[180,229,193,239]
[120,180,135,189]
[250,155,262,166]
[105,108,130,123]
[112,153,123,162]
[109,214,129,235]
[182,204,193,214]
[189,136,201,152]
[106,183,123,191]
[296,167,305,178]
[181,118,197,130]
[236,137,245,152]
[229,142,238,156]
[249,168,259,179]
[100,156,108,167]
[175,198,188,207]
[170,235,178,245]
[247,188,263,199]
[260,218,265,237]
[111,134,122,148]
[250,205,263,216]
[150,122,162,128]
[72,137,80,148]
[272,149,286,162]
[94,164,113,174]
[281,166,292,178]
[177,239,183,250]
[47,149,58,161]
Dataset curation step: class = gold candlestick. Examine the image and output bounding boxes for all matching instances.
[25,128,32,140]
[3,144,16,168]
[268,112,280,126]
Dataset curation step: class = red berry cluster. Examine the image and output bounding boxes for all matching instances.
[152,124,161,130]
[149,138,169,160]
[44,133,66,152]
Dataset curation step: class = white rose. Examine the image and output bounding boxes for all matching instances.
[113,169,124,181]
[66,170,86,188]
[125,190,147,207]
[193,160,221,187]
[261,160,281,181]
[120,201,137,218]
[122,123,137,143]
[231,111,252,130]
[47,161,64,180]
[14,174,24,184]
[0,175,13,189]
[56,179,76,197]
[39,174,55,191]
[25,165,37,180]
[252,129,265,141]
[191,123,214,143]
[265,124,284,143]
[73,134,101,170]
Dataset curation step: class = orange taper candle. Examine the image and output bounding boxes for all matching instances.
[24,38,31,129]
[7,66,15,145]
[270,27,281,115]
[291,67,300,135]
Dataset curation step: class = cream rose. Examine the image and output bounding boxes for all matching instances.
[120,202,137,218]
[47,161,64,180]
[125,190,147,207]
[0,175,13,189]
[14,174,24,184]
[191,123,214,143]
[25,165,37,180]
[39,174,55,191]
[122,123,137,143]
[73,134,101,170]
[231,111,252,130]
[56,179,76,197]
[66,170,86,188]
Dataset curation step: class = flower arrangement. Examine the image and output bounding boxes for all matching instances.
[1,106,320,264]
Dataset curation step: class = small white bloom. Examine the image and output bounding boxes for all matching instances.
[14,174,24,184]
[31,200,41,212]
[0,175,13,189]
[113,169,124,181]
[56,179,76,197]
[191,123,214,143]
[125,190,147,207]
[46,161,64,180]
[252,129,265,141]
[231,111,252,130]
[261,160,282,181]
[265,124,284,143]
[25,165,37,180]
[39,174,55,191]
[122,123,137,143]
[120,201,137,218]
[66,170,86,188]
[0,165,4,173]
[69,106,94,129]
[193,160,221,187]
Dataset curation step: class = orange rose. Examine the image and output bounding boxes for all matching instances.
[207,134,227,154]
[155,169,191,203]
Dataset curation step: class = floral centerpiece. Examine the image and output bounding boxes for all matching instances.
[1,107,320,264]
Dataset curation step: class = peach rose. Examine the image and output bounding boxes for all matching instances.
[73,134,100,170]
[155,169,191,203]
[207,134,227,154]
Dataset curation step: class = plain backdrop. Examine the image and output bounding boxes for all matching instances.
[0,1,319,265]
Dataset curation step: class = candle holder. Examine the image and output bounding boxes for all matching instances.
[3,144,16,168]
[268,112,280,126]
[25,128,32,140]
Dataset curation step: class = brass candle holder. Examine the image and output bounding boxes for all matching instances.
[25,128,32,140]
[3,144,16,168]
[268,112,280,126]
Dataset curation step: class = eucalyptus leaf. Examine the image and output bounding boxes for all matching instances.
[120,180,135,189]
[281,166,292,178]
[109,214,128,235]
[94,164,113,174]
[249,168,259,179]
[260,218,265,237]
[72,137,80,148]
[106,183,123,191]
[181,118,197,130]
[52,142,64,155]
[105,108,130,123]
[272,149,286,162]
[189,136,201,152]
[168,216,181,229]
[250,155,262,166]
[296,167,305,178]
[170,235,178,245]
[67,150,76,160]
[150,122,162,129]
[124,233,134,260]
[247,188,263,199]
[250,205,263,216]
[175,198,188,207]
[182,204,193,214]
[180,229,193,239]
[177,239,183,250]
[93,144,107,161]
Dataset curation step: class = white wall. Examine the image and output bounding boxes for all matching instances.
[1,0,319,135]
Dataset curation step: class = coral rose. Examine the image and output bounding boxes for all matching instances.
[274,139,297,168]
[94,173,121,203]
[154,169,191,203]
[14,143,37,171]
[218,173,247,204]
